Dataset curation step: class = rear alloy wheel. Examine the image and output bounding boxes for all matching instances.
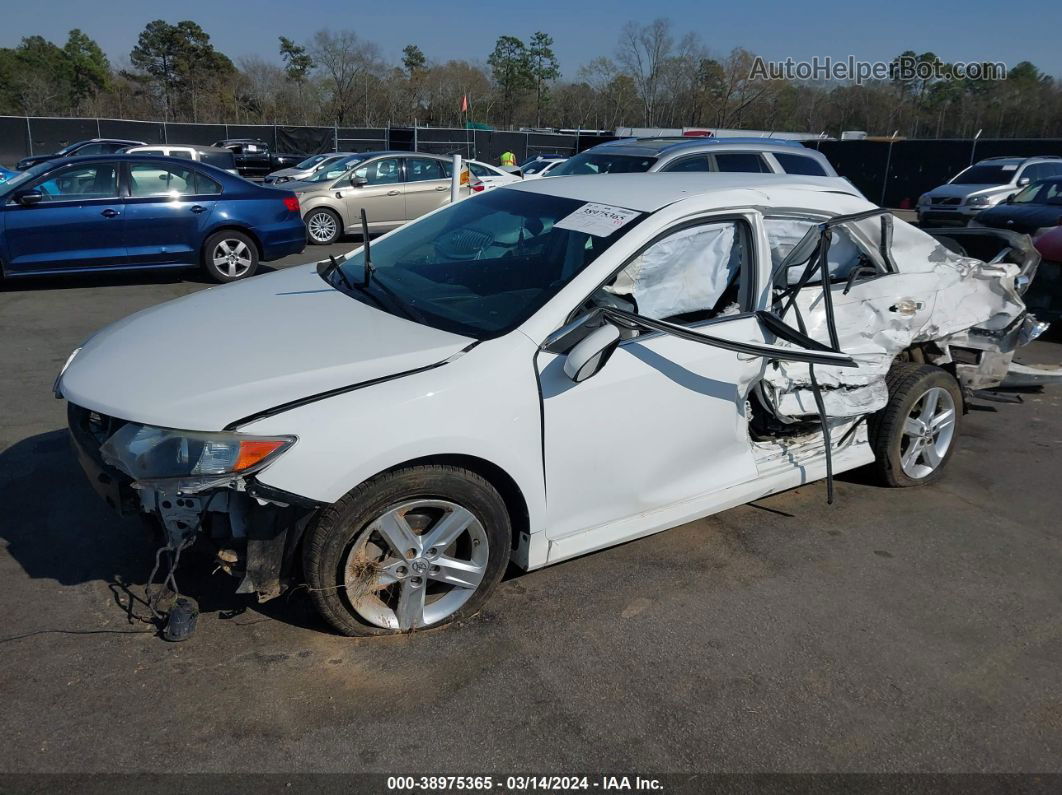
[305,208,341,245]
[202,230,258,283]
[303,465,511,636]
[870,363,963,487]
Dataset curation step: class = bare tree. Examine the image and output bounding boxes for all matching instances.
[309,29,382,124]
[577,57,639,129]
[616,18,674,126]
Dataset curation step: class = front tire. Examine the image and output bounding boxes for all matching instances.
[201,230,259,283]
[869,363,963,487]
[305,208,341,245]
[303,465,511,636]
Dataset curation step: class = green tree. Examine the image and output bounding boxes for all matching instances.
[487,35,532,127]
[526,32,559,127]
[402,44,429,119]
[279,36,313,82]
[130,20,234,120]
[63,29,109,111]
[12,36,67,114]
[402,44,427,79]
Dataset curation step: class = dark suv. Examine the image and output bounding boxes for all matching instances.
[16,138,146,171]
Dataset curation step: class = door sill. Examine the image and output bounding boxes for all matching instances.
[542,438,872,568]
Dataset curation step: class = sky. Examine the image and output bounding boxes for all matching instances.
[2,0,1061,78]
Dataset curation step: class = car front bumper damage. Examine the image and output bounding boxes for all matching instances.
[67,403,317,603]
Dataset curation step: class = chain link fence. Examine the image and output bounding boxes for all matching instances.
[0,115,613,169]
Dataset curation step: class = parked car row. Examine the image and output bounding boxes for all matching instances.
[6,137,1062,328]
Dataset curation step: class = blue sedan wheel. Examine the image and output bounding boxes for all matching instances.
[202,230,259,283]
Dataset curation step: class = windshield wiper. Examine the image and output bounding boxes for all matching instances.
[359,208,375,286]
[315,208,373,292]
[367,272,425,324]
[316,254,355,292]
[316,211,423,324]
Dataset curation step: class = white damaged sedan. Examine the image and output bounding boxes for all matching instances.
[57,174,1045,636]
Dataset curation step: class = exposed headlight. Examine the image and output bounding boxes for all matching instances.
[53,347,81,398]
[917,194,930,206]
[966,196,991,206]
[275,176,290,183]
[100,424,295,490]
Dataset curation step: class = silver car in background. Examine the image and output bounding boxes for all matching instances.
[292,151,470,244]
[551,137,838,178]
[916,156,1062,225]
[264,152,362,185]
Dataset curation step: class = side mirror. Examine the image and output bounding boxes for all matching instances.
[17,191,42,206]
[563,323,621,383]
[1017,177,1030,187]
[352,176,368,187]
[1005,193,1015,204]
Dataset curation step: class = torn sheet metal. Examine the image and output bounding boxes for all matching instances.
[763,216,1030,419]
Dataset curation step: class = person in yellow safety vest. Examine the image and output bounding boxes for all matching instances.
[499,151,517,167]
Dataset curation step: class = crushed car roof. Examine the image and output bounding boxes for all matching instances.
[501,172,867,213]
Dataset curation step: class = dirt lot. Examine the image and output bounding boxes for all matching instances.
[1,246,1061,774]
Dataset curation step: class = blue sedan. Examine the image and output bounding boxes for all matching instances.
[0,154,306,283]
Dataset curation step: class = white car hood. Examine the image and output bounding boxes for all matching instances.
[60,264,474,431]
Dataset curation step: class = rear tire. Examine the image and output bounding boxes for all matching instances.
[201,230,259,283]
[869,363,963,487]
[305,208,341,245]
[303,465,511,636]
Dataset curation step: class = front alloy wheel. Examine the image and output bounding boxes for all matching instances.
[303,465,511,636]
[344,499,489,631]
[306,209,340,244]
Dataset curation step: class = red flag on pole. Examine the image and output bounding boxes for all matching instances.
[461,94,469,113]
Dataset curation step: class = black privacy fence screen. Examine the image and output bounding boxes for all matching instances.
[808,137,1062,207]
[0,115,614,171]
[2,115,1061,209]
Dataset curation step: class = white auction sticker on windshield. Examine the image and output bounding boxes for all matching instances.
[555,203,640,237]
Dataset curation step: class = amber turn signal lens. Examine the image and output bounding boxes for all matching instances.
[234,439,288,472]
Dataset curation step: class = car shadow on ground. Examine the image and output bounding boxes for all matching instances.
[0,429,326,635]
[0,265,279,292]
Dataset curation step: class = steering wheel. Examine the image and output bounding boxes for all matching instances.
[435,227,496,260]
